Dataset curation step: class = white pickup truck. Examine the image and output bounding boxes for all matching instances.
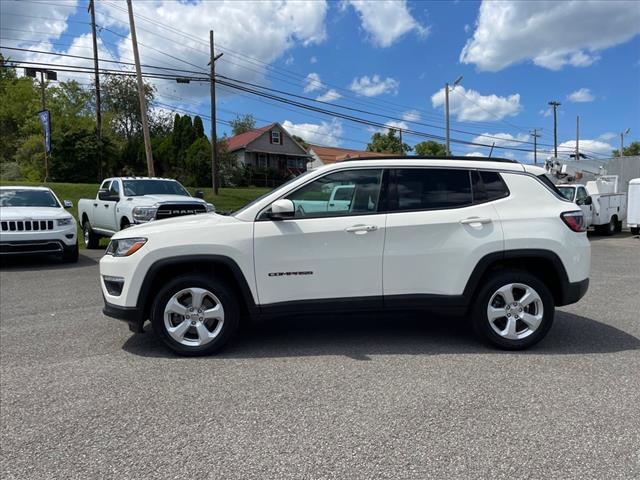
[78,177,214,248]
[557,176,627,235]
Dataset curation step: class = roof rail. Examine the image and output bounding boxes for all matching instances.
[342,155,520,164]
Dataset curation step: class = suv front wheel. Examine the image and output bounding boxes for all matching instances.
[151,274,239,356]
[472,270,554,350]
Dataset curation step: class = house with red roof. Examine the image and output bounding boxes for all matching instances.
[224,123,311,176]
[306,144,392,169]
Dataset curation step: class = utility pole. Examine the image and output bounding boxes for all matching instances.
[209,30,223,194]
[127,0,154,176]
[530,128,541,164]
[548,101,561,158]
[445,83,450,156]
[88,0,102,179]
[39,71,49,182]
[575,115,580,161]
[620,128,630,157]
[444,76,463,156]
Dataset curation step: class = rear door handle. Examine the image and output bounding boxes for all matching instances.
[460,217,492,225]
[104,204,110,208]
[93,203,98,207]
[345,224,378,234]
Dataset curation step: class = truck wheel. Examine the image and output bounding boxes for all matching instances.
[121,218,131,229]
[471,270,554,350]
[615,219,622,233]
[603,216,616,236]
[83,220,100,249]
[150,274,239,356]
[62,242,79,263]
[631,227,640,236]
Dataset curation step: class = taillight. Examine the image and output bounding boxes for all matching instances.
[561,211,586,232]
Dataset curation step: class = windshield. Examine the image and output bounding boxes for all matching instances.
[122,180,190,197]
[0,189,59,207]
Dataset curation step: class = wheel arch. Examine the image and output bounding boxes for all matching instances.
[137,255,258,323]
[463,250,570,306]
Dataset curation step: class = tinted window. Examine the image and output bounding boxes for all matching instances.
[392,169,472,211]
[537,174,566,199]
[109,180,120,196]
[285,169,383,218]
[471,170,509,203]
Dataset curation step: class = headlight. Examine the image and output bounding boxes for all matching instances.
[105,237,147,257]
[57,217,74,226]
[206,203,215,213]
[132,206,157,222]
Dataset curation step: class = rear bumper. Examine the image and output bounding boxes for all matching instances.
[558,278,589,306]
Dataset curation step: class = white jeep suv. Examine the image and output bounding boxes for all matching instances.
[100,157,590,355]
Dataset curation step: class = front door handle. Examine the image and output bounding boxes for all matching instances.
[460,217,492,225]
[345,224,378,234]
[104,204,110,208]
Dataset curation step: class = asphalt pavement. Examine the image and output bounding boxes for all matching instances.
[1,234,639,479]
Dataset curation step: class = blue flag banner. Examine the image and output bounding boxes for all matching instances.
[37,109,51,153]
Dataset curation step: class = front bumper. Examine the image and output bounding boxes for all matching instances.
[103,298,145,333]
[558,278,589,306]
[0,224,77,255]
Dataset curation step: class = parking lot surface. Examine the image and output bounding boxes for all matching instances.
[1,235,639,479]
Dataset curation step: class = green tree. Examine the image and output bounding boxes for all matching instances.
[193,115,205,138]
[102,75,154,141]
[292,134,309,150]
[230,114,256,136]
[413,140,447,157]
[366,129,411,155]
[612,141,640,157]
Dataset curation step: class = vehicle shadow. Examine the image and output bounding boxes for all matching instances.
[122,310,640,360]
[0,251,99,271]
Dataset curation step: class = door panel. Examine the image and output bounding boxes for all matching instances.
[254,168,386,306]
[254,215,386,305]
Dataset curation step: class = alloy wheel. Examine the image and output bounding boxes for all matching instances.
[163,287,225,347]
[487,283,544,340]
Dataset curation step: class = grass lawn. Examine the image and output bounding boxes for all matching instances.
[1,180,271,249]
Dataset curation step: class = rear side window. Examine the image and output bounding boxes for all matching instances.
[471,171,509,203]
[391,169,472,211]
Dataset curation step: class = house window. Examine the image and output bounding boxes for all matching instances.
[270,130,281,145]
[257,153,268,168]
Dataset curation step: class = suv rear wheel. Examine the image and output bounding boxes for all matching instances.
[471,270,554,350]
[151,274,239,356]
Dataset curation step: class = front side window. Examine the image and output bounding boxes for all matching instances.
[109,180,120,197]
[0,189,59,208]
[285,169,383,218]
[557,186,576,201]
[576,187,588,203]
[391,168,472,211]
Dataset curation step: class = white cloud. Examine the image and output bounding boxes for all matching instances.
[0,1,78,42]
[598,132,617,141]
[465,152,486,157]
[304,72,323,93]
[6,1,328,103]
[471,132,529,147]
[343,0,429,47]
[349,75,399,97]
[316,89,342,102]
[402,110,421,122]
[282,119,344,146]
[310,56,318,64]
[557,139,614,158]
[431,86,522,122]
[567,88,595,103]
[460,1,640,71]
[284,55,294,66]
[385,120,409,131]
[540,108,552,118]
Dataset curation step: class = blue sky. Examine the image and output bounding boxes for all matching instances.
[2,0,639,161]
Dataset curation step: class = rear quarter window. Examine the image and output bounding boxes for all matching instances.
[471,171,509,203]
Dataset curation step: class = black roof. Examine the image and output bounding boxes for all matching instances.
[342,155,519,164]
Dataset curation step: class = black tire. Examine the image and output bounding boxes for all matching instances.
[121,218,131,230]
[62,242,79,263]
[83,220,100,249]
[471,270,555,350]
[631,227,640,236]
[602,216,616,236]
[150,274,239,356]
[615,220,623,233]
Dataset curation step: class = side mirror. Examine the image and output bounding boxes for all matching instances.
[584,196,592,205]
[63,200,73,209]
[98,189,117,201]
[269,199,295,220]
[195,190,204,199]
